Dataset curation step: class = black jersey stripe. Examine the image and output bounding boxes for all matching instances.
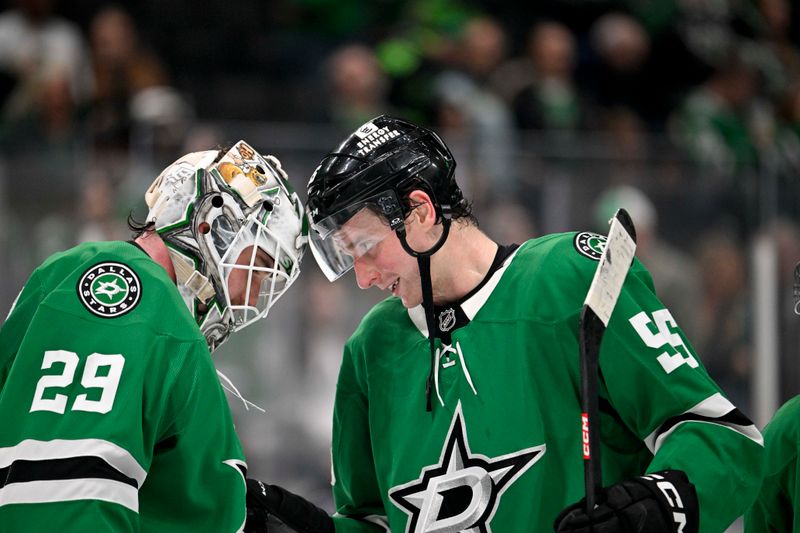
[0,456,139,489]
[598,396,759,452]
[644,393,763,453]
[654,408,754,443]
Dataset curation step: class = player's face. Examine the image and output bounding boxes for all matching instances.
[343,209,423,308]
[227,246,275,307]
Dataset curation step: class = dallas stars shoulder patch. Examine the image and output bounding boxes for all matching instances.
[77,262,142,318]
[573,232,607,261]
[389,402,545,533]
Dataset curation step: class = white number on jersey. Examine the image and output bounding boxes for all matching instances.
[629,309,699,374]
[30,350,125,414]
[29,350,78,414]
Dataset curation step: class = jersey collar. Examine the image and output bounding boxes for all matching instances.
[407,244,521,339]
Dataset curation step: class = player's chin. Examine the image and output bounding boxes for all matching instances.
[399,292,423,309]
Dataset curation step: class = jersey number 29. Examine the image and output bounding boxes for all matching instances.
[30,350,125,414]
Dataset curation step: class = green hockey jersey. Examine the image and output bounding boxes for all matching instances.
[330,233,764,532]
[0,241,247,532]
[744,395,800,532]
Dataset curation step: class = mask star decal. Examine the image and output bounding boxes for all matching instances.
[389,402,545,532]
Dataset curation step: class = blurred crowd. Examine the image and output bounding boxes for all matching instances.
[1,0,800,512]
[0,0,799,218]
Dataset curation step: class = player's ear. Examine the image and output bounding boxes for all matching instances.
[407,190,436,227]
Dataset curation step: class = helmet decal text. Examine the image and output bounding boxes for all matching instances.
[356,126,401,156]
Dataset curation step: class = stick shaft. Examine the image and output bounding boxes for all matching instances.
[580,306,605,512]
[579,209,637,513]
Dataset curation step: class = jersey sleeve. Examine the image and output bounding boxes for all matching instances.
[599,266,764,532]
[138,336,248,532]
[744,396,800,533]
[330,341,389,533]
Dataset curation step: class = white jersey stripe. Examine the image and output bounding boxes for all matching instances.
[0,478,139,512]
[461,246,521,321]
[0,438,147,486]
[644,393,764,454]
[362,515,390,530]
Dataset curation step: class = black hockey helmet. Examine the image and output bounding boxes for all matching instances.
[306,115,465,412]
[306,115,464,281]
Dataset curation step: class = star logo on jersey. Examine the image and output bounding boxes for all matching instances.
[77,262,142,318]
[94,279,125,299]
[574,232,607,261]
[389,403,545,533]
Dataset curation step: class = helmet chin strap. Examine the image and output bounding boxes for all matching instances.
[397,214,451,412]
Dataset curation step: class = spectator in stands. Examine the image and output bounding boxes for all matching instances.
[668,49,766,177]
[325,44,393,131]
[755,0,800,99]
[772,81,800,217]
[434,15,515,202]
[0,0,92,149]
[0,0,92,122]
[583,12,664,128]
[88,5,191,152]
[662,0,763,78]
[511,21,588,133]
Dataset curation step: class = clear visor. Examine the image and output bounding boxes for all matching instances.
[218,210,301,331]
[309,190,403,281]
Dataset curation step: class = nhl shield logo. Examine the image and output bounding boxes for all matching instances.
[77,262,142,318]
[438,308,456,332]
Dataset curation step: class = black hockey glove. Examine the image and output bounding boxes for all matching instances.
[553,470,699,533]
[244,478,334,533]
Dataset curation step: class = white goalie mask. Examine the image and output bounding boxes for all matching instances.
[145,141,308,351]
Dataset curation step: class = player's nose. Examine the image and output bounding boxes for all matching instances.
[353,256,379,290]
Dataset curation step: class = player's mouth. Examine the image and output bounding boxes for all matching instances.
[389,279,399,295]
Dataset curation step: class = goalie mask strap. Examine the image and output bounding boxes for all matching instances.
[167,248,217,304]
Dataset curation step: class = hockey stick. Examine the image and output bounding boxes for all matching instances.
[580,208,637,513]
